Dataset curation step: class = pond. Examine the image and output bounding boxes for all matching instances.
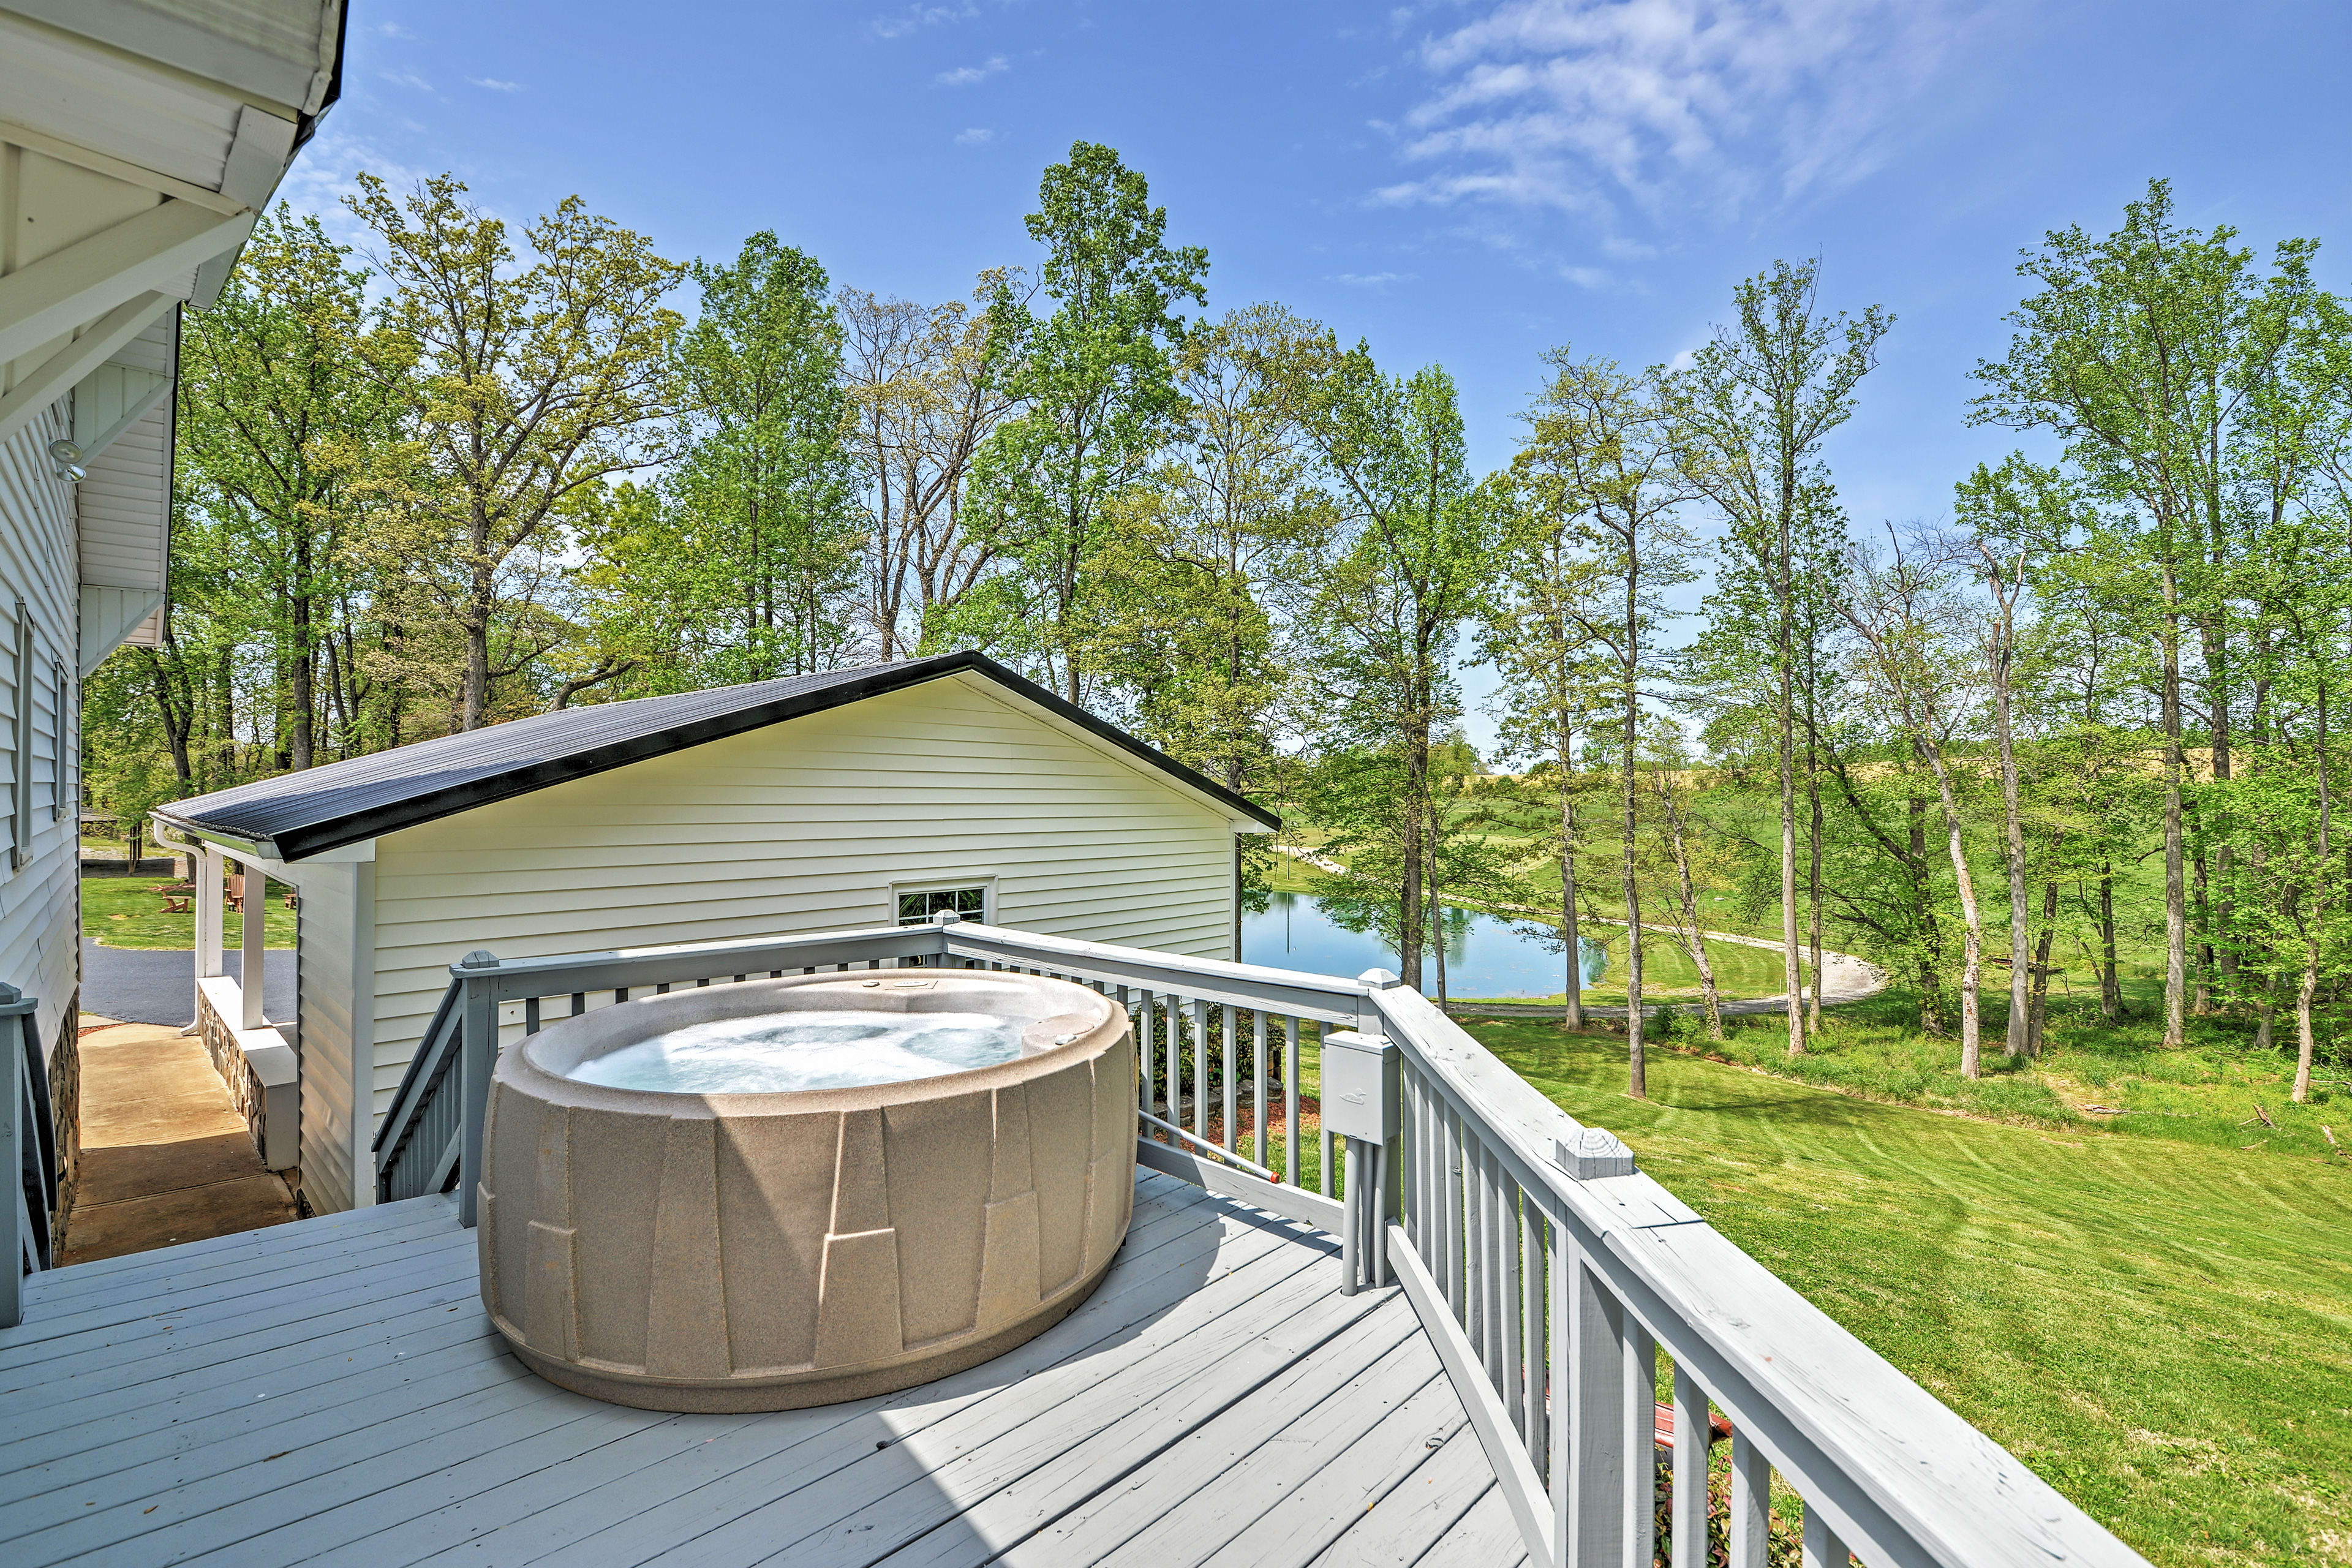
[1242,891,1608,998]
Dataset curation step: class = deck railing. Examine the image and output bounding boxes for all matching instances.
[2,983,53,1328]
[375,917,2149,1568]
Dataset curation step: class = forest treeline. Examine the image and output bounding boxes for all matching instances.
[84,151,2352,1101]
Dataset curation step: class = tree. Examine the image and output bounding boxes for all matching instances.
[840,273,1021,658]
[1284,337,1498,992]
[1672,259,1890,1057]
[1842,529,1991,1076]
[666,232,862,682]
[349,173,684,729]
[169,205,410,769]
[1956,456,2076,1057]
[1972,180,2291,1044]
[1513,349,1698,1097]
[964,143,1208,701]
[1482,436,1609,1030]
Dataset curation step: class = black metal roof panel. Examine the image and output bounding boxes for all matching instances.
[154,652,1279,861]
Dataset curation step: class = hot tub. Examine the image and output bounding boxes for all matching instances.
[476,968,1135,1412]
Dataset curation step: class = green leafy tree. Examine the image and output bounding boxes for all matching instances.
[1671,259,1890,1057]
[962,143,1208,702]
[1511,349,1698,1096]
[349,173,684,729]
[1281,336,1499,992]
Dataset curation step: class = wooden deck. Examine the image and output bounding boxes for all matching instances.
[0,1170,1523,1568]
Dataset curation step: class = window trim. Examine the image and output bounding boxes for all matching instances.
[50,658,67,823]
[891,879,993,928]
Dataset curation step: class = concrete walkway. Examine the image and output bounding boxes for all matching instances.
[59,1017,296,1265]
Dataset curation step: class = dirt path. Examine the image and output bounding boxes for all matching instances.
[60,1017,296,1265]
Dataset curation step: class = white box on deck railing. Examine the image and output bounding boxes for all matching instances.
[1319,1030,1397,1144]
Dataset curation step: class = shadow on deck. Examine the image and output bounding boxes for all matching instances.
[0,1170,1521,1568]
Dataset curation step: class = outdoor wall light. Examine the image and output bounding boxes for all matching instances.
[47,440,86,483]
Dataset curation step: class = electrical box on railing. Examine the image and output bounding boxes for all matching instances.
[1320,1030,1397,1143]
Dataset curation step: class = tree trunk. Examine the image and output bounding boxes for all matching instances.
[1807,737,1825,1033]
[1559,764,1583,1030]
[1779,619,1803,1057]
[2160,571,2187,1046]
[2098,864,2122,1020]
[1400,729,1425,992]
[1659,778,1723,1040]
[2027,878,2057,1058]
[1623,570,1645,1099]
[2293,949,2317,1103]
[1996,641,2029,1057]
[1920,739,1982,1077]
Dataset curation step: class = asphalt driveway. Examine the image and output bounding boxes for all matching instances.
[82,941,297,1028]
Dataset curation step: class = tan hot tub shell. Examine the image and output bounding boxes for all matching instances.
[477,970,1135,1412]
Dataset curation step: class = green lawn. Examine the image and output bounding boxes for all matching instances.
[1441,1012,2352,1566]
[82,873,296,949]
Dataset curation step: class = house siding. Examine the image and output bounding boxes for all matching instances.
[0,405,89,1236]
[353,674,1236,1158]
[289,859,371,1215]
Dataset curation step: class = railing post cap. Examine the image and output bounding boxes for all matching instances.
[0,981,20,1003]
[459,950,500,970]
[930,910,962,926]
[1555,1125,1637,1180]
[1357,968,1401,990]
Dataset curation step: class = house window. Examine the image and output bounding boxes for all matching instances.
[896,885,987,926]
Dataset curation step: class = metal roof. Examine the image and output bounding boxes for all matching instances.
[154,652,1280,861]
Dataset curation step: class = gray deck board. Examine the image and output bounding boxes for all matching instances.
[0,1170,1512,1568]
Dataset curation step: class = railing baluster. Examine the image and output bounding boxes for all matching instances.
[1673,1363,1708,1568]
[1191,998,1210,1147]
[1623,1317,1657,1567]
[1443,1106,1466,1323]
[1564,1229,1627,1567]
[1251,1009,1266,1170]
[614,987,628,1005]
[1316,1022,1333,1197]
[1801,1502,1850,1567]
[1485,1144,1508,1382]
[1167,993,1183,1140]
[1284,1015,1300,1187]
[1730,1429,1770,1568]
[524,996,540,1034]
[1136,989,1155,1117]
[1522,1192,1546,1469]
[1501,1175,1525,1434]
[570,991,586,1016]
[1221,1003,1237,1155]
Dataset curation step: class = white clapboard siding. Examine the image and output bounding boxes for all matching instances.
[290,861,372,1218]
[0,410,89,1065]
[354,673,1238,1146]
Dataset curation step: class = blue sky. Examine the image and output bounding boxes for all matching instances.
[292,0,2352,747]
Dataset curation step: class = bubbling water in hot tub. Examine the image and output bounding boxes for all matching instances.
[565,1010,1035,1096]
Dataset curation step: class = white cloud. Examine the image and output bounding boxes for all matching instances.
[874,2,978,39]
[379,69,435,93]
[936,55,1008,86]
[1382,0,1995,234]
[469,77,524,92]
[377,21,413,39]
[1332,271,1415,288]
[955,127,997,145]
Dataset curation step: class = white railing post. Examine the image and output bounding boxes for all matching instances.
[238,855,266,1031]
[2,988,21,1328]
[1561,1232,1628,1568]
[1672,1363,1709,1568]
[1322,1023,1398,1295]
[193,847,224,1035]
[454,949,499,1229]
